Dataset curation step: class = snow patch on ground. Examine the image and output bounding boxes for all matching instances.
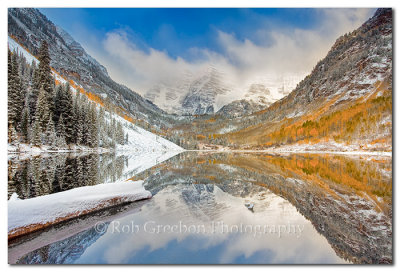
[286,111,304,119]
[219,125,238,134]
[217,164,237,173]
[8,37,37,64]
[114,112,183,152]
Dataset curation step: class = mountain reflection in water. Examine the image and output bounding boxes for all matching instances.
[9,151,392,264]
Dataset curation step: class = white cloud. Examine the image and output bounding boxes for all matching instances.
[80,8,375,110]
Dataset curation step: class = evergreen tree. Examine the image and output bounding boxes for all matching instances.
[20,104,30,143]
[53,83,74,143]
[64,84,75,143]
[8,49,12,80]
[8,50,16,127]
[72,91,81,143]
[89,103,99,148]
[99,127,106,147]
[57,114,66,139]
[8,124,18,144]
[35,87,50,132]
[30,119,41,146]
[29,63,40,119]
[55,136,67,149]
[54,85,63,123]
[8,50,24,128]
[56,115,67,149]
[116,121,125,145]
[97,107,106,147]
[81,101,90,146]
[32,62,41,91]
[37,40,54,115]
[76,107,84,145]
[45,113,56,147]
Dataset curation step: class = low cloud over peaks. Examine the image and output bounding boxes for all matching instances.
[78,8,374,110]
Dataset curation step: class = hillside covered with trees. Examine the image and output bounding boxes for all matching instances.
[8,41,127,151]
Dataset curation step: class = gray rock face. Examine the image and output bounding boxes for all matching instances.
[180,67,229,116]
[217,99,266,118]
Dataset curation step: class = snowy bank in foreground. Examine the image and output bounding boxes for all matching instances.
[8,181,151,239]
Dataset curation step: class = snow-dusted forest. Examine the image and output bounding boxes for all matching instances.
[8,41,127,151]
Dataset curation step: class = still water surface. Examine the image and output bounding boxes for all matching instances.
[8,151,392,264]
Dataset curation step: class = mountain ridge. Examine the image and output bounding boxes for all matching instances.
[8,8,177,130]
[168,8,392,151]
[225,8,392,150]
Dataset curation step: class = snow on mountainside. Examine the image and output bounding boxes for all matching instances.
[8,35,183,153]
[144,66,230,115]
[112,111,183,152]
[8,8,176,129]
[143,68,300,116]
[54,25,108,76]
[181,67,229,115]
[8,8,302,119]
[216,84,276,117]
[220,8,393,151]
[180,9,392,152]
[217,99,266,118]
[244,83,275,107]
[144,70,193,115]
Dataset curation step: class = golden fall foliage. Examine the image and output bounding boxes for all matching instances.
[226,80,392,149]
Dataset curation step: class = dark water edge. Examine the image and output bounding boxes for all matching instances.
[8,152,124,200]
[8,151,392,264]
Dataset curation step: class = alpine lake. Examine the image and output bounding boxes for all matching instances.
[8,151,392,264]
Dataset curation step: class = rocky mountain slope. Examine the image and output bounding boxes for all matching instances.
[8,8,392,152]
[8,15,184,152]
[144,67,230,115]
[8,8,177,130]
[7,8,288,122]
[216,99,266,118]
[180,67,229,115]
[216,84,276,117]
[181,8,392,151]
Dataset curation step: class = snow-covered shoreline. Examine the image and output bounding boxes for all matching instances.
[8,181,151,240]
[261,141,392,157]
[195,140,392,157]
[188,149,392,157]
[7,148,183,240]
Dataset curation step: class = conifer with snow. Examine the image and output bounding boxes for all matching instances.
[35,87,50,132]
[57,114,66,139]
[8,124,18,145]
[20,104,30,142]
[30,119,41,147]
[45,114,56,147]
[37,40,55,115]
[8,50,24,128]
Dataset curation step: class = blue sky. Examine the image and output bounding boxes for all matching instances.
[40,8,321,60]
[39,8,375,109]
